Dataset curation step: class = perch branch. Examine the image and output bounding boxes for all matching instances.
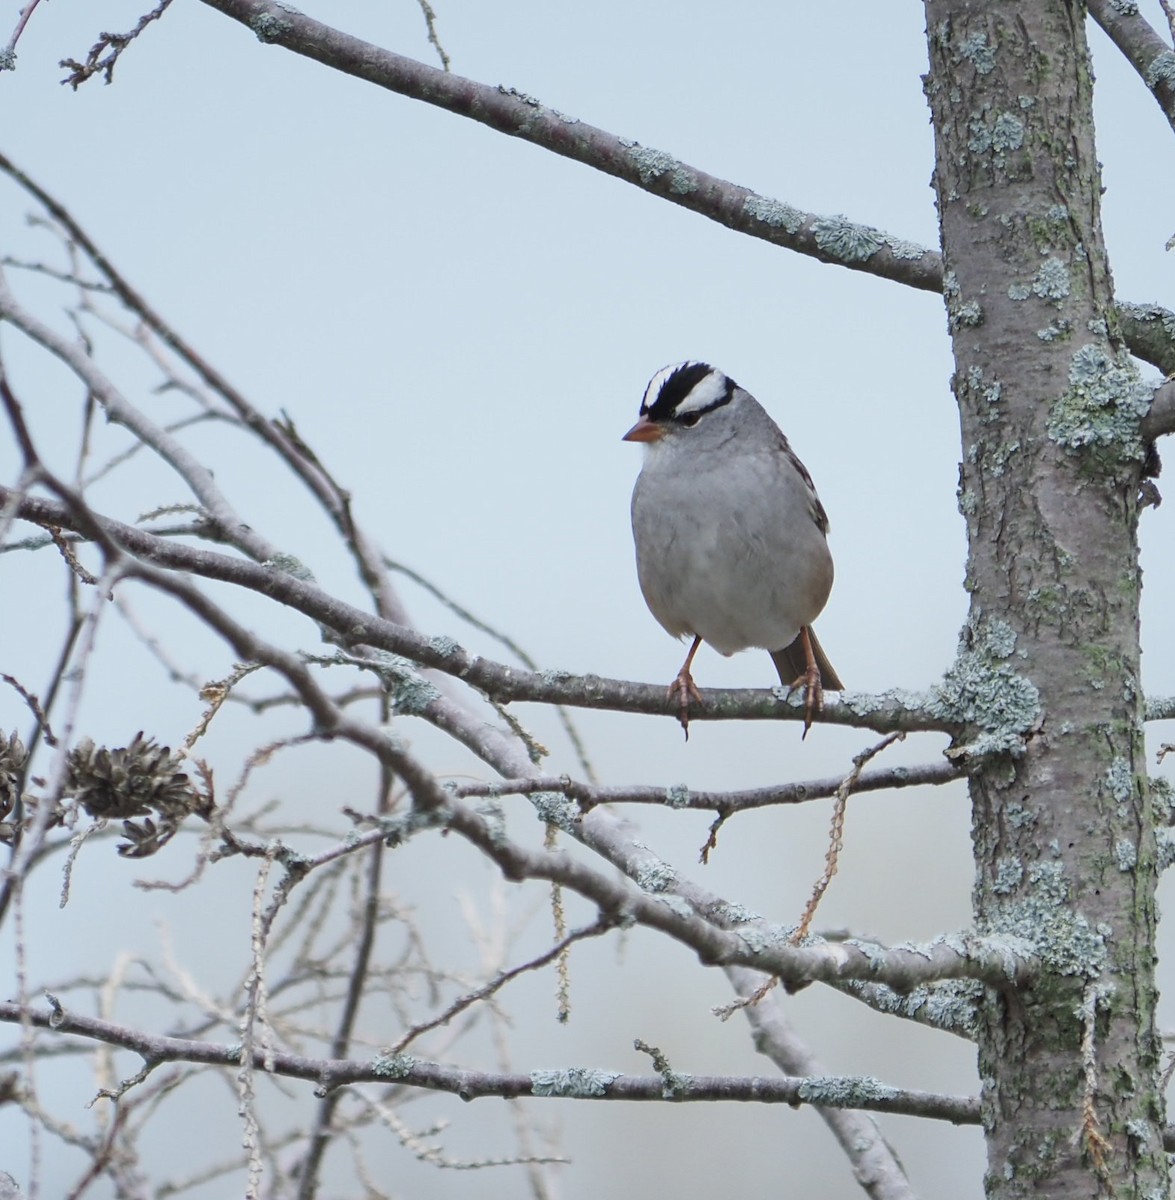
[0,486,954,737]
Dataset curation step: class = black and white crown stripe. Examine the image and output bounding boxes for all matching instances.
[641,360,832,534]
[640,361,734,424]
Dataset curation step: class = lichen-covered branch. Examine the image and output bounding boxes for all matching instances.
[1089,0,1175,136]
[728,964,921,1200]
[452,760,961,813]
[195,0,943,293]
[1141,378,1175,440]
[95,555,1023,997]
[184,0,1175,380]
[832,978,981,1040]
[0,998,980,1123]
[0,510,1029,994]
[448,792,1036,991]
[0,487,953,736]
[1121,302,1175,382]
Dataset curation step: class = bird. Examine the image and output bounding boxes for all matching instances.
[623,361,841,737]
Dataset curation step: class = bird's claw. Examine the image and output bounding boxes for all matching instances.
[786,661,824,739]
[667,670,703,739]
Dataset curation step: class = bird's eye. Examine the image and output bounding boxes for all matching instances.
[678,411,703,428]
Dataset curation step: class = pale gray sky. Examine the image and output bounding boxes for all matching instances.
[2,3,1174,1197]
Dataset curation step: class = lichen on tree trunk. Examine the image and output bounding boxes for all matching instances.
[922,3,1165,1196]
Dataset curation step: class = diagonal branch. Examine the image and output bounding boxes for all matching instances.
[729,964,920,1200]
[0,510,1022,996]
[1089,0,1175,135]
[196,0,941,289]
[103,548,1011,992]
[189,1,1175,381]
[386,915,615,1056]
[10,486,1175,733]
[0,269,273,563]
[0,152,412,625]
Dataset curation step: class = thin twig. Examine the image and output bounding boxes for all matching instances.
[414,0,450,71]
[385,557,599,782]
[2,0,44,65]
[792,733,906,944]
[387,916,613,1056]
[58,0,176,89]
[294,761,393,1200]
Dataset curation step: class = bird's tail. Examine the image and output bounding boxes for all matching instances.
[770,627,843,691]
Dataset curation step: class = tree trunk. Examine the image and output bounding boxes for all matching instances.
[923,3,1165,1195]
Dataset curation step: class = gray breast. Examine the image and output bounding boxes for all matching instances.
[631,442,833,655]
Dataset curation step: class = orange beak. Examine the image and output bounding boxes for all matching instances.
[622,417,663,443]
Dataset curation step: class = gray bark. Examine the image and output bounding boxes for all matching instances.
[923,3,1165,1196]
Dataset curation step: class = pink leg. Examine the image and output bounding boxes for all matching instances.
[668,635,704,739]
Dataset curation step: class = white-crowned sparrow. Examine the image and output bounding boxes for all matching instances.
[624,361,841,736]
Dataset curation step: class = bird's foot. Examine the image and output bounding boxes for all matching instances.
[667,669,703,739]
[786,660,824,739]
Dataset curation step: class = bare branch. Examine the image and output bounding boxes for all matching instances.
[1142,379,1175,440]
[452,760,961,813]
[186,2,1175,380]
[1,0,43,68]
[386,916,614,1057]
[0,153,412,626]
[0,998,980,1123]
[386,557,599,781]
[293,754,392,1200]
[58,0,176,89]
[0,675,55,748]
[0,486,954,735]
[728,965,919,1200]
[0,272,274,563]
[414,0,450,72]
[0,257,111,292]
[1089,0,1175,136]
[196,0,940,292]
[0,510,1027,995]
